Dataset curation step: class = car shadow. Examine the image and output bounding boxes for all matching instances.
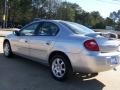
[0,53,105,90]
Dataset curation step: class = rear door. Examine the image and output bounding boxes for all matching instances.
[29,21,59,61]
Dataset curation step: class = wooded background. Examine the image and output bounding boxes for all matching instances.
[0,0,120,30]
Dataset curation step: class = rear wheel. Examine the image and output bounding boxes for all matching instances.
[3,41,13,57]
[50,54,72,81]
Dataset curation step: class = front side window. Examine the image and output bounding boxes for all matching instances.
[37,22,59,36]
[20,23,39,36]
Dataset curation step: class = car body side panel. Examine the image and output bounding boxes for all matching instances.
[66,52,120,73]
[9,36,29,56]
[4,35,28,56]
[50,35,92,53]
[28,36,56,61]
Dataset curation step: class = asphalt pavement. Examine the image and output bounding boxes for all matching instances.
[0,37,120,90]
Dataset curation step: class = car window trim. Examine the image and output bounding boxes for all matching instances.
[19,22,40,36]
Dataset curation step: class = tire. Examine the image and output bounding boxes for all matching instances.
[3,41,13,57]
[50,54,72,81]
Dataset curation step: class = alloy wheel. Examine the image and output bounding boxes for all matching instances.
[52,58,66,78]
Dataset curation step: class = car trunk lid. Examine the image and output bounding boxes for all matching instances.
[85,32,120,53]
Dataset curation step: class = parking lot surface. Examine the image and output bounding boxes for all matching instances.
[0,37,120,90]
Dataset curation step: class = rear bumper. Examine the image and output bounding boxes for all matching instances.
[66,52,120,73]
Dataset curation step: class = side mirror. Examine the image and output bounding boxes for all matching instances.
[13,30,20,36]
[17,25,23,29]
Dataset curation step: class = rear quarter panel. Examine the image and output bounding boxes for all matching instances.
[50,34,93,54]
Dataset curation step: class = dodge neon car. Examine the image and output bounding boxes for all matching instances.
[3,20,120,80]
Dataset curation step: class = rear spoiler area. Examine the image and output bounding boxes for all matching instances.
[85,32,118,39]
[100,32,118,39]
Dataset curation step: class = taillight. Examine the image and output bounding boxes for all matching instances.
[84,39,99,51]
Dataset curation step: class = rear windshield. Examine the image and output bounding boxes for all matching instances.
[60,21,94,34]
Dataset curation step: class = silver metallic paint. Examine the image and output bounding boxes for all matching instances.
[4,20,120,73]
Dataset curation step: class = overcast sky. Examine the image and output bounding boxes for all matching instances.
[67,0,120,18]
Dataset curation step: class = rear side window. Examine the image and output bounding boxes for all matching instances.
[60,21,94,34]
[37,22,59,36]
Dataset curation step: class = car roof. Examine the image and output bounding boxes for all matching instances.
[32,19,64,23]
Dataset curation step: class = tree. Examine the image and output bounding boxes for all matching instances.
[0,0,4,21]
[110,10,120,22]
[105,17,115,26]
[116,21,120,31]
[90,11,104,27]
[65,3,83,22]
[7,0,33,26]
[0,0,111,29]
[109,10,120,30]
[57,2,75,21]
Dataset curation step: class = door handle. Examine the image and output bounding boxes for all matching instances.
[46,41,51,45]
[25,40,28,43]
[20,39,28,43]
[46,42,50,45]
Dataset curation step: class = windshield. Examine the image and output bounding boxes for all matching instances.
[61,21,95,34]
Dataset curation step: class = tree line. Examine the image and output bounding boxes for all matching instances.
[0,0,120,30]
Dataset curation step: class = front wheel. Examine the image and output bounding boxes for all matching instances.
[50,55,72,81]
[3,41,13,57]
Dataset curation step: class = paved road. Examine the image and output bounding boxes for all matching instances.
[0,37,120,90]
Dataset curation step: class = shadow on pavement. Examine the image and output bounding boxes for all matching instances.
[0,53,105,90]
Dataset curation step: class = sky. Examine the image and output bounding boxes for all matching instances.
[67,0,120,18]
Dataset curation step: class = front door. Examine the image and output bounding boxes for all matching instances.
[12,22,40,56]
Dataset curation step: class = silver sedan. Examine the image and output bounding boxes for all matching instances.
[3,20,120,81]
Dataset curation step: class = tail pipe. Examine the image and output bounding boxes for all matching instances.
[113,67,117,71]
